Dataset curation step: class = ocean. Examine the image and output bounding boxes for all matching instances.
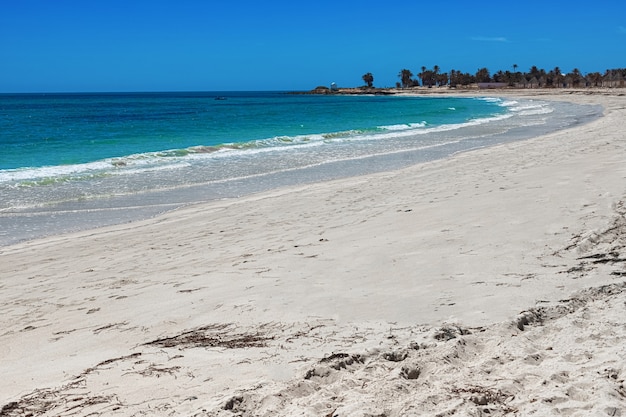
[0,91,602,246]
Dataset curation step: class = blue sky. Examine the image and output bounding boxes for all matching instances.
[1,0,625,92]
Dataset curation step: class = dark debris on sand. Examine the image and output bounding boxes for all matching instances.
[144,323,273,349]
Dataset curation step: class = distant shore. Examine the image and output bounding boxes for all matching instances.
[298,85,626,96]
[2,90,626,416]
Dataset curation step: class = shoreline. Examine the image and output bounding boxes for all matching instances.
[2,90,626,415]
[0,92,602,247]
[301,85,626,96]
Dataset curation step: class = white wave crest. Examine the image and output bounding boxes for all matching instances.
[0,160,112,183]
[508,102,553,116]
[379,122,427,131]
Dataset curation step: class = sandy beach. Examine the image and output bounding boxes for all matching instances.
[1,90,626,416]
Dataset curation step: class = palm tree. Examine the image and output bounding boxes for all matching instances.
[417,66,427,87]
[475,67,491,83]
[528,66,541,79]
[569,68,582,87]
[433,65,440,87]
[587,72,602,87]
[449,69,458,87]
[418,68,429,87]
[513,64,518,73]
[398,69,414,88]
[437,72,449,87]
[550,67,562,87]
[362,72,374,88]
[418,66,439,87]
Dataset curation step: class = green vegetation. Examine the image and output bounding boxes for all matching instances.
[362,73,374,88]
[363,66,626,89]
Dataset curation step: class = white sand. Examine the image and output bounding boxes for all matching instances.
[1,90,626,416]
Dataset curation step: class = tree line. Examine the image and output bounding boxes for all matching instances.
[361,66,626,89]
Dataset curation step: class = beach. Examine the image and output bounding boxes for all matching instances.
[1,90,626,416]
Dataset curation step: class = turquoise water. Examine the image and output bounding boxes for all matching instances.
[0,92,603,245]
[1,92,504,171]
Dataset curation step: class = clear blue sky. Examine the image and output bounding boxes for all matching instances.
[1,0,625,92]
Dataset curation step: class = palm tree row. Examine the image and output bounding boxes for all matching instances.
[361,66,626,89]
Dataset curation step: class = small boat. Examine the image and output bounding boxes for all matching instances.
[214,96,227,100]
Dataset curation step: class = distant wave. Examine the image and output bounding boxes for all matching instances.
[498,99,553,116]
[378,122,428,131]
